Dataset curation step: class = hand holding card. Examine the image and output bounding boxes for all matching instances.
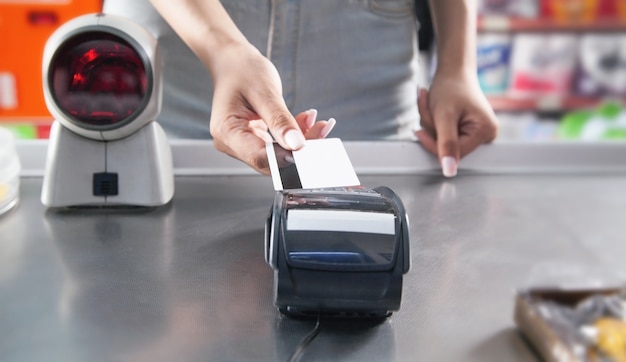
[266,138,360,190]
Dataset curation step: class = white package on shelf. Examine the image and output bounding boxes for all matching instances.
[477,34,513,94]
[576,34,626,97]
[509,33,579,97]
[478,0,539,18]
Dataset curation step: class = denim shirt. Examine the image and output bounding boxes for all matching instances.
[103,0,420,140]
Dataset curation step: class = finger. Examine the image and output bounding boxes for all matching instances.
[249,119,274,143]
[414,129,438,156]
[304,118,336,140]
[253,96,305,151]
[458,137,482,159]
[294,109,317,133]
[419,89,459,177]
[417,88,435,137]
[458,110,499,158]
[243,146,272,175]
[210,115,271,175]
[212,136,270,175]
[458,121,487,159]
[272,143,295,168]
[431,107,461,178]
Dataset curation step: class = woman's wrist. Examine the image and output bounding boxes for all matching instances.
[202,39,253,75]
[203,40,266,82]
[433,61,477,83]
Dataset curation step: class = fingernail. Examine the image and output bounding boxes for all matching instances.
[320,118,336,138]
[284,129,306,149]
[305,109,317,129]
[441,156,458,178]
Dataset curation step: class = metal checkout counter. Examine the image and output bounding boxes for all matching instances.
[3,11,626,362]
[2,140,626,362]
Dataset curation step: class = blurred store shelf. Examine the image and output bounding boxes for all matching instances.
[486,95,623,112]
[478,16,626,32]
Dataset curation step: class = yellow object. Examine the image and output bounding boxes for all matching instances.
[594,317,626,362]
[548,0,599,23]
[617,1,626,22]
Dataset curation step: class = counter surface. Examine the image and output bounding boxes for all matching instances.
[2,174,626,362]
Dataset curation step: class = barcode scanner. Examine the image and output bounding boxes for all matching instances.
[41,13,173,207]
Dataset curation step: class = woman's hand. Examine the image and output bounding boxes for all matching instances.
[147,0,334,175]
[416,69,498,177]
[209,43,335,175]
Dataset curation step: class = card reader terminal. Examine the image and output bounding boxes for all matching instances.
[265,186,411,318]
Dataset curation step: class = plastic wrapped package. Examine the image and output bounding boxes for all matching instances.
[515,287,626,362]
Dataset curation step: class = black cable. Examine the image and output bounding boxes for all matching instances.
[287,314,321,362]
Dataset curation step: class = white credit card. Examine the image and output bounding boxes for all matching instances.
[266,138,360,190]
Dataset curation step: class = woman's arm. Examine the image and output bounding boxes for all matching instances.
[416,0,498,177]
[148,0,246,73]
[428,0,477,76]
[148,0,333,174]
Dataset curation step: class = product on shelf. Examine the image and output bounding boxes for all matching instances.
[478,0,539,17]
[497,112,558,141]
[575,34,626,97]
[496,112,536,140]
[540,0,625,22]
[1,123,51,139]
[541,0,601,23]
[433,0,626,115]
[618,0,626,21]
[0,73,17,110]
[509,33,579,97]
[558,101,626,140]
[477,34,513,94]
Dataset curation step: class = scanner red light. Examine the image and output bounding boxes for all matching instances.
[50,32,148,127]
